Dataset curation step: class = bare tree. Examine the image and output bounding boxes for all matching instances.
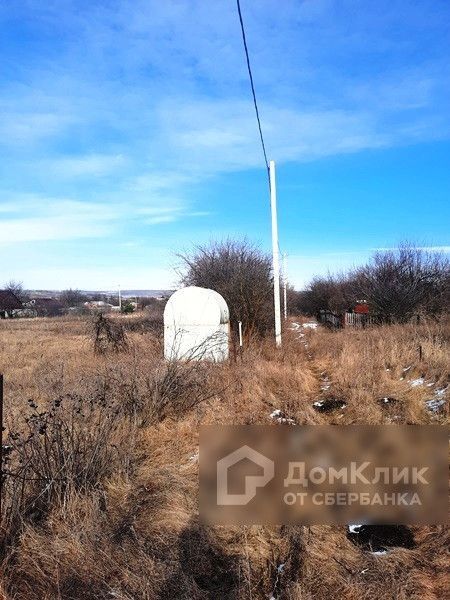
[294,274,357,317]
[60,288,87,307]
[178,238,274,338]
[353,244,449,322]
[3,279,28,302]
[294,244,449,322]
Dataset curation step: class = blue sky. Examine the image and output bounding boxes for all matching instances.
[1,0,449,290]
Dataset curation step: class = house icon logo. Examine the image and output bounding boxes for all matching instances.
[216,445,274,505]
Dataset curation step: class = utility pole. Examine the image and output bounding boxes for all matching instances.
[283,252,288,320]
[269,160,282,347]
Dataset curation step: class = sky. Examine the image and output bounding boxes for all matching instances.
[0,0,449,290]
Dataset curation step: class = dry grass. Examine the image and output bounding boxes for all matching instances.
[0,314,448,599]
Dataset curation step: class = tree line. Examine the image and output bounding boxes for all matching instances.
[180,240,449,334]
[292,245,449,322]
[4,240,449,328]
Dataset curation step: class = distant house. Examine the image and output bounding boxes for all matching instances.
[319,301,376,329]
[83,300,114,313]
[27,297,65,317]
[0,290,23,318]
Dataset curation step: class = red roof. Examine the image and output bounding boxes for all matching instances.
[354,302,369,314]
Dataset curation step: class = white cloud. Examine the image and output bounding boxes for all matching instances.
[0,195,199,244]
[143,215,178,225]
[128,172,196,192]
[0,199,118,244]
[0,0,449,287]
[0,215,112,244]
[0,111,75,145]
[420,246,450,253]
[375,246,450,253]
[47,154,127,177]
[159,99,391,176]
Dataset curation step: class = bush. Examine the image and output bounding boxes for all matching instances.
[60,288,88,308]
[296,244,450,322]
[293,274,356,316]
[178,238,274,338]
[121,301,135,314]
[143,358,222,425]
[1,392,127,553]
[354,244,450,322]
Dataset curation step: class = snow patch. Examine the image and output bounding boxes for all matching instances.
[313,398,346,413]
[302,322,318,329]
[380,396,396,404]
[425,387,447,413]
[270,409,295,425]
[426,398,445,413]
[348,524,363,533]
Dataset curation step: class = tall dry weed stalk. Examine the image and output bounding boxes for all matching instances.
[90,313,129,354]
[1,391,129,554]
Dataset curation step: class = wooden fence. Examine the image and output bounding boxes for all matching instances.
[319,310,379,329]
[343,312,378,328]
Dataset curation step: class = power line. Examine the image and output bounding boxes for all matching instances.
[236,1,285,345]
[236,0,269,176]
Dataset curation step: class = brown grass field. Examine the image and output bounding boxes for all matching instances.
[0,315,448,599]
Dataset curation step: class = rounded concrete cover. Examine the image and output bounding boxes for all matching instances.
[163,286,230,361]
[164,286,229,326]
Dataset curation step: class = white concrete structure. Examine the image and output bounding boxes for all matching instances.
[164,286,230,361]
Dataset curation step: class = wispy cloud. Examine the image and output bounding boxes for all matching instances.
[0,195,201,245]
[152,100,386,180]
[375,246,450,253]
[0,0,449,287]
[0,198,116,244]
[1,0,449,180]
[45,154,127,177]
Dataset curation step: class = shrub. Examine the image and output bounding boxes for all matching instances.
[178,238,274,339]
[296,244,450,322]
[121,301,135,314]
[143,358,224,425]
[294,274,356,316]
[1,392,127,553]
[354,244,450,321]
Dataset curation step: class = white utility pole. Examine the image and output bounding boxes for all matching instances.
[269,160,282,347]
[283,252,288,321]
[118,284,122,311]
